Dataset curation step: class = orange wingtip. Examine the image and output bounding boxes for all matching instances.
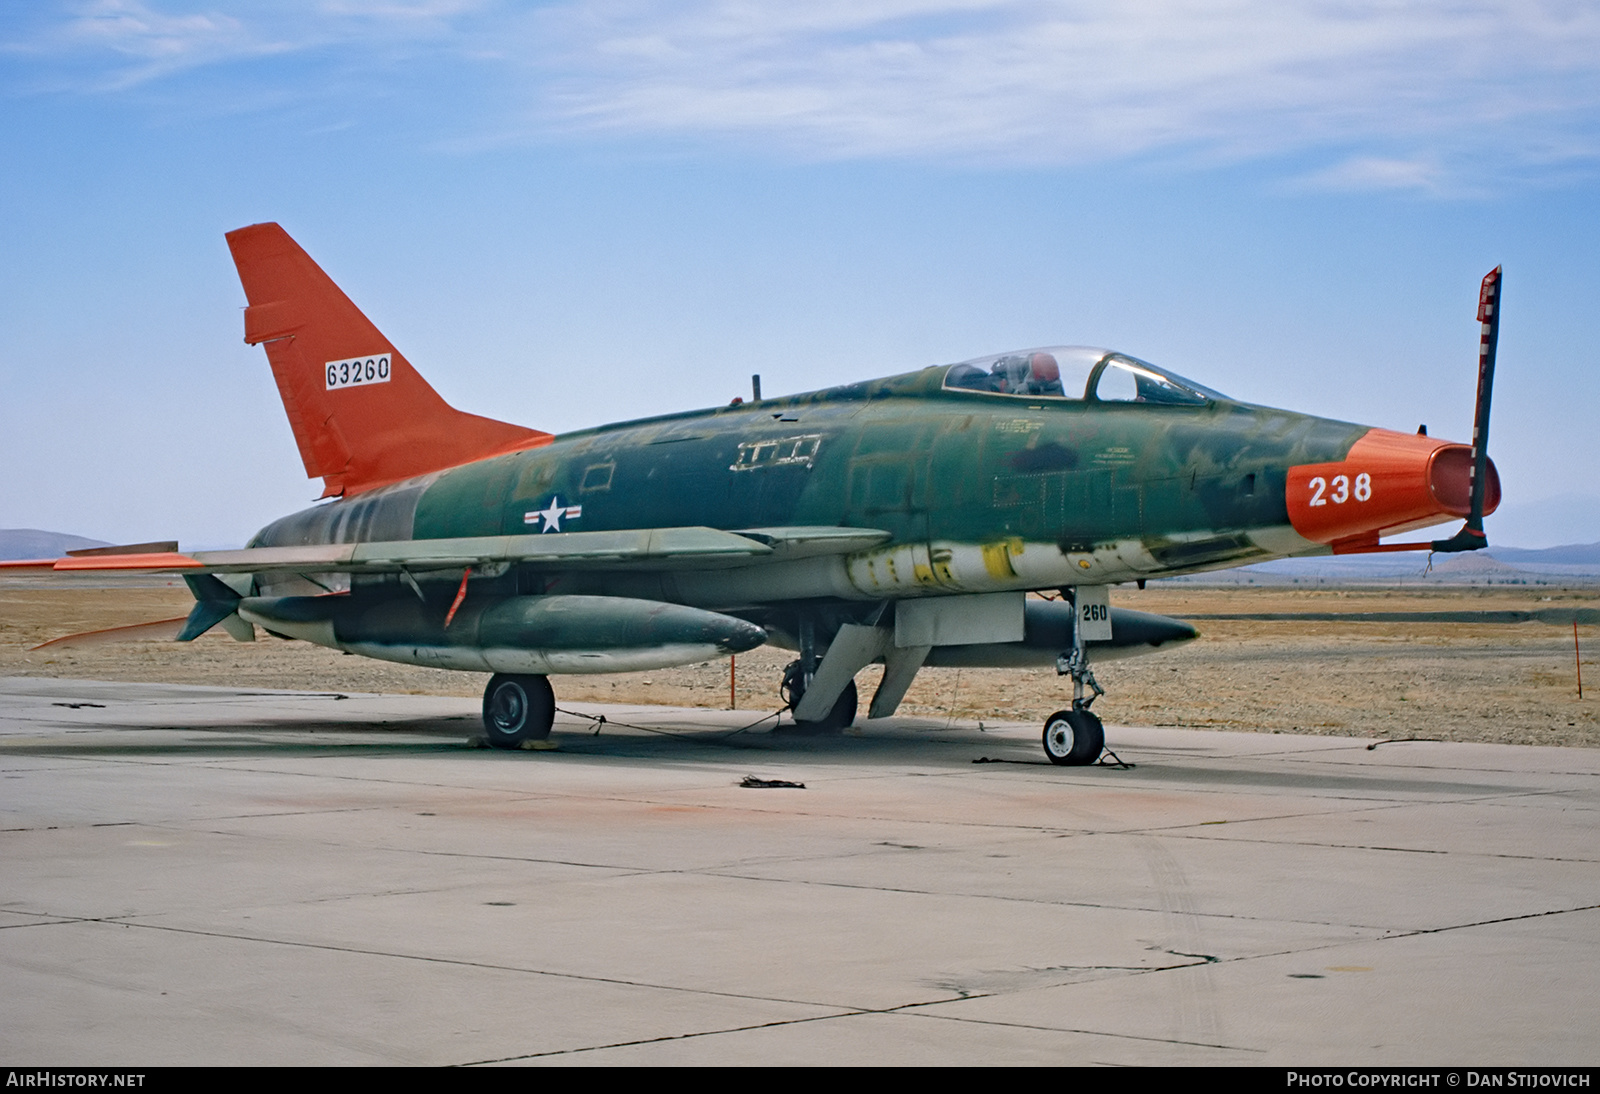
[54,551,203,570]
[0,559,61,572]
[0,552,204,572]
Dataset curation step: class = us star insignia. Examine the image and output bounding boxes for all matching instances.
[525,496,582,533]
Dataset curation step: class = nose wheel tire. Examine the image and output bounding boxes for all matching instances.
[1043,707,1104,766]
[483,673,555,748]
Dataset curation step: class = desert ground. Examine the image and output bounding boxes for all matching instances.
[2,580,1594,748]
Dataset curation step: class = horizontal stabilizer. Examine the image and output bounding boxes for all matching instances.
[30,617,189,651]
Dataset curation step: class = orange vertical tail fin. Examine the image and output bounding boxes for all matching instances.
[226,223,551,498]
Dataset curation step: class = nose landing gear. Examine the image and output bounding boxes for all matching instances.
[1045,587,1108,766]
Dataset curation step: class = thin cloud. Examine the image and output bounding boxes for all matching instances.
[6,0,483,89]
[1291,155,1447,194]
[9,0,1600,186]
[39,0,285,88]
[527,0,1600,181]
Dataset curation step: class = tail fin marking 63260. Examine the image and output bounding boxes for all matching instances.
[226,223,551,498]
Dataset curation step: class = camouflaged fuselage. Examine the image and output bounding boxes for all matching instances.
[251,366,1362,613]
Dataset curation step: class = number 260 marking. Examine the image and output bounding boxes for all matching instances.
[1308,472,1372,507]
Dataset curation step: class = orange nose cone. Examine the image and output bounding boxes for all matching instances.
[1287,428,1500,545]
[1426,444,1501,516]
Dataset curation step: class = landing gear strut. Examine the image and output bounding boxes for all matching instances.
[482,673,555,748]
[1045,589,1107,766]
[777,614,859,734]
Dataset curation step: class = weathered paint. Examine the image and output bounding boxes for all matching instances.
[253,367,1369,606]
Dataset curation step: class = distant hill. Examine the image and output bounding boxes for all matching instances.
[0,529,112,561]
[1488,542,1600,567]
[1169,539,1600,584]
[1431,552,1527,577]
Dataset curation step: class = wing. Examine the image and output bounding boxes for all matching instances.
[1,526,891,576]
[5,525,890,648]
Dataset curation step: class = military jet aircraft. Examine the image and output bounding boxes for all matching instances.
[7,224,1503,765]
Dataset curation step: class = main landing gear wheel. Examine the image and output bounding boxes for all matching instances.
[1043,707,1104,766]
[779,660,858,734]
[482,673,555,749]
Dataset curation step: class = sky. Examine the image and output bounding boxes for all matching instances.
[1,0,1597,549]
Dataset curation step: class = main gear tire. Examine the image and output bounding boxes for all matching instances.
[1043,707,1104,766]
[780,661,859,734]
[482,673,555,748]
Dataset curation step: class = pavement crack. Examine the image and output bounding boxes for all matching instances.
[1383,901,1600,939]
[682,869,1394,933]
[895,1008,1263,1054]
[456,1011,860,1064]
[19,914,858,1013]
[1158,830,1599,863]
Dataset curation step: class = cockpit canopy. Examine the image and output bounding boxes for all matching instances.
[942,346,1224,406]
